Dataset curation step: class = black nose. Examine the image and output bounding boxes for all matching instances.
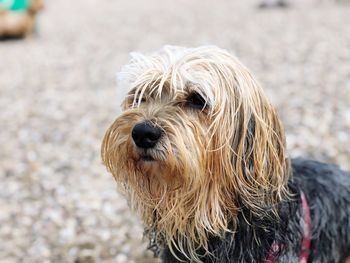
[131,122,162,149]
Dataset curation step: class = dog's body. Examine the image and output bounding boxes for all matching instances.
[101,46,350,262]
[162,158,350,262]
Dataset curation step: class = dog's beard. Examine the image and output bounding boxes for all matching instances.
[101,108,238,260]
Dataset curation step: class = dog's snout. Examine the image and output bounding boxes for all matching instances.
[132,122,162,149]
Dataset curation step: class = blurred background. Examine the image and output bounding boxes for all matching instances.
[0,0,349,262]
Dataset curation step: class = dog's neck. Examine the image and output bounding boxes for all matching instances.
[146,188,299,262]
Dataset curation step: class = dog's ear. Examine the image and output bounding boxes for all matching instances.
[198,50,290,217]
[202,63,289,220]
[229,75,290,213]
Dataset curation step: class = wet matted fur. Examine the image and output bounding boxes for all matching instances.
[101,46,350,262]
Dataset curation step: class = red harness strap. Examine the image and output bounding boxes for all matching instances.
[266,191,312,263]
[299,191,312,263]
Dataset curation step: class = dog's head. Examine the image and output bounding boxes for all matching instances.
[102,46,289,259]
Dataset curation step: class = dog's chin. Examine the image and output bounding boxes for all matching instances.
[139,155,155,162]
[133,146,167,163]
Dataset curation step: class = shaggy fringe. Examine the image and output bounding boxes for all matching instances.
[101,46,290,262]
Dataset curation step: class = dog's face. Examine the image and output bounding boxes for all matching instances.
[102,46,289,258]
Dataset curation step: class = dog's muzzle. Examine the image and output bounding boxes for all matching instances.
[131,122,162,149]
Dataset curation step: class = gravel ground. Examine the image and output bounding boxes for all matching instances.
[0,0,349,262]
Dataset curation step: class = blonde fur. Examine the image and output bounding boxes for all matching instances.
[101,46,290,262]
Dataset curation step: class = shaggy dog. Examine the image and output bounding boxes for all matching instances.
[101,46,350,262]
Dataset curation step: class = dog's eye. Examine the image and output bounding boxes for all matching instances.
[129,96,146,107]
[135,96,146,104]
[186,92,207,110]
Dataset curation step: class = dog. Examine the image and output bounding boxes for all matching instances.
[101,46,350,262]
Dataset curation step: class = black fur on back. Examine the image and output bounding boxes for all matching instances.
[160,159,350,262]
